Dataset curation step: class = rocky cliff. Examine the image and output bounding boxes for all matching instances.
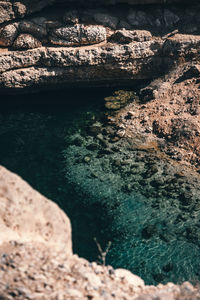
[0,0,200,93]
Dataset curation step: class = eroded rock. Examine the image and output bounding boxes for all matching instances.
[49,24,106,46]
[0,23,18,47]
[0,166,72,255]
[109,29,152,44]
[13,33,42,50]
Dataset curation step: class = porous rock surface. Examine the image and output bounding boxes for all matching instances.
[0,165,72,255]
[0,1,200,92]
[0,165,200,300]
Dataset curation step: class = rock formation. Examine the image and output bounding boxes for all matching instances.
[0,1,200,93]
[0,165,200,299]
[1,0,200,298]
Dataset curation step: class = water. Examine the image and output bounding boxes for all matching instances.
[1,88,200,285]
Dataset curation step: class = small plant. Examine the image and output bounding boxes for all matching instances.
[94,237,111,266]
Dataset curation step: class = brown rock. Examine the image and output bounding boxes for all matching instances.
[50,24,106,46]
[13,33,42,50]
[0,1,14,24]
[0,166,72,255]
[0,23,18,47]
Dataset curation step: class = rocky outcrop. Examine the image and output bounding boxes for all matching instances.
[0,0,190,25]
[0,165,72,255]
[0,165,200,299]
[0,1,200,93]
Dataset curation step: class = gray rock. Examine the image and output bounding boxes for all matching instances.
[0,23,19,47]
[50,24,106,46]
[127,10,148,27]
[19,20,47,40]
[164,9,179,27]
[13,34,42,50]
[94,13,118,29]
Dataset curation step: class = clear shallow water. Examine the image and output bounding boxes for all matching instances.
[1,89,200,285]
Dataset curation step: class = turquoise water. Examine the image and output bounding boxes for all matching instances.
[1,89,200,285]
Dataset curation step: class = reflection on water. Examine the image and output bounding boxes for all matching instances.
[1,88,200,285]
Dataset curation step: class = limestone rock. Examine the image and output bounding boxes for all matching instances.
[163,34,200,57]
[0,23,18,47]
[49,24,106,46]
[109,29,152,44]
[0,166,72,255]
[115,268,145,287]
[13,33,42,50]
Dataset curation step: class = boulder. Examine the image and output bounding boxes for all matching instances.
[49,24,106,46]
[0,23,19,47]
[0,166,72,255]
[115,268,145,287]
[13,33,42,50]
[19,20,47,40]
[0,1,14,24]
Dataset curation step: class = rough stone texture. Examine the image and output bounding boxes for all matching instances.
[109,30,152,44]
[1,33,200,92]
[0,23,18,47]
[0,166,72,255]
[49,24,106,47]
[13,33,42,50]
[0,39,167,91]
[0,0,191,25]
[0,1,15,24]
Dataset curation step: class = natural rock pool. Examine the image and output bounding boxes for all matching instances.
[1,89,200,286]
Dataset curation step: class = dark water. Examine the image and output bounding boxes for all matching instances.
[1,89,200,285]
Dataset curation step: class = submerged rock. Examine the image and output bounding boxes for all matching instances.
[105,90,136,110]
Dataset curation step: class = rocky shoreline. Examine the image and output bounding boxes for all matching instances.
[1,0,200,298]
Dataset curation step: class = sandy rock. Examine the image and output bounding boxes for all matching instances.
[115,268,145,287]
[13,33,42,50]
[0,23,19,47]
[109,29,152,44]
[163,34,200,56]
[50,24,106,46]
[0,166,72,255]
[0,1,14,24]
